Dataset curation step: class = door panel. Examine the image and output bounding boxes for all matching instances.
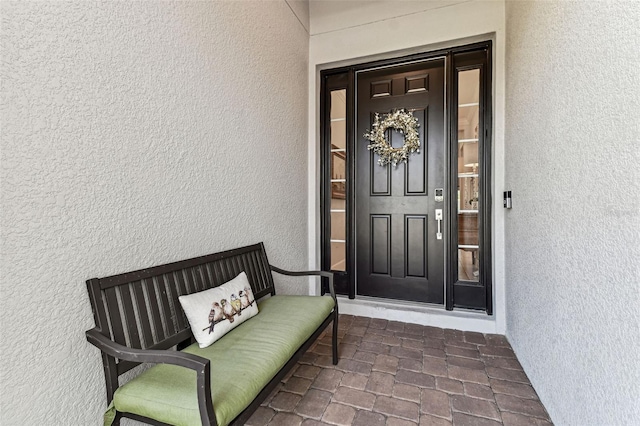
[371,215,391,275]
[405,215,427,278]
[406,108,427,195]
[356,59,445,304]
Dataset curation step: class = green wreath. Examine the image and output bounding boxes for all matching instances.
[364,109,420,167]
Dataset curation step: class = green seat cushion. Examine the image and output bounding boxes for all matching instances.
[110,295,335,426]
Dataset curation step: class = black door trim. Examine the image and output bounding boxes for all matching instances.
[320,41,493,313]
[446,45,493,314]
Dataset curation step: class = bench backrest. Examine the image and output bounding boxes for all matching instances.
[86,243,275,380]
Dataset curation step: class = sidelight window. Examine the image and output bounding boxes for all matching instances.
[321,72,353,297]
[329,90,347,271]
[449,47,492,313]
[457,69,480,282]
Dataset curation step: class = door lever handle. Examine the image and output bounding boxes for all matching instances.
[435,209,443,240]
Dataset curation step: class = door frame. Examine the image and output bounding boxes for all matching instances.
[447,48,493,314]
[320,41,493,314]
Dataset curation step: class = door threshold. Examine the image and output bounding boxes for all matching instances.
[337,295,498,334]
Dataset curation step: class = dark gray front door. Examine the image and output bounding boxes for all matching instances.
[356,59,445,304]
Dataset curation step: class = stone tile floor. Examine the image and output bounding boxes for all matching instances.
[247,314,553,426]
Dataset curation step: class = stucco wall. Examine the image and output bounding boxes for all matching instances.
[504,1,640,424]
[0,1,308,424]
[308,0,507,333]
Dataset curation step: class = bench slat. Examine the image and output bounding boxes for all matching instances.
[218,257,231,284]
[240,255,255,295]
[174,270,187,297]
[166,272,187,331]
[144,277,165,343]
[193,265,207,291]
[104,287,127,347]
[228,256,240,281]
[201,264,212,288]
[156,274,176,337]
[119,284,142,349]
[254,249,274,298]
[187,267,198,293]
[177,269,190,295]
[131,280,153,349]
[232,256,243,280]
[211,261,224,290]
[87,279,110,333]
[192,267,201,292]
[202,263,213,289]
[247,252,261,293]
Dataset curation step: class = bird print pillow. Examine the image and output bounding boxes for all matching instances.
[178,272,259,348]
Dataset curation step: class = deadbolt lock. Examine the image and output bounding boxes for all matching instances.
[435,188,444,202]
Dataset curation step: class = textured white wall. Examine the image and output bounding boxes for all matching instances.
[308,0,507,333]
[505,1,640,425]
[0,1,308,424]
[287,0,310,33]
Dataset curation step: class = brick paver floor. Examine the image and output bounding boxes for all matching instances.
[246,314,553,426]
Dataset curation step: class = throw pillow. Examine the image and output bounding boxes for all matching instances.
[178,272,259,348]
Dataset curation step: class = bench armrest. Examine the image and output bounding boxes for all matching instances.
[86,328,216,426]
[87,328,207,368]
[270,265,339,365]
[269,265,336,301]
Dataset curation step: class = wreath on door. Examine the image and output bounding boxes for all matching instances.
[364,109,420,167]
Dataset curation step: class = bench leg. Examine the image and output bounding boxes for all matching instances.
[332,309,339,365]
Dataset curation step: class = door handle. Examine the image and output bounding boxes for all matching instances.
[435,209,443,240]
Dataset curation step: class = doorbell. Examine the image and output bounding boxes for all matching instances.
[503,191,512,209]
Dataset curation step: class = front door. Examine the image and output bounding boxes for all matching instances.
[356,59,445,304]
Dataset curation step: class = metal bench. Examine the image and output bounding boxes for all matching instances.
[85,242,338,426]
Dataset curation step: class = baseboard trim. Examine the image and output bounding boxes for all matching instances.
[338,296,498,334]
